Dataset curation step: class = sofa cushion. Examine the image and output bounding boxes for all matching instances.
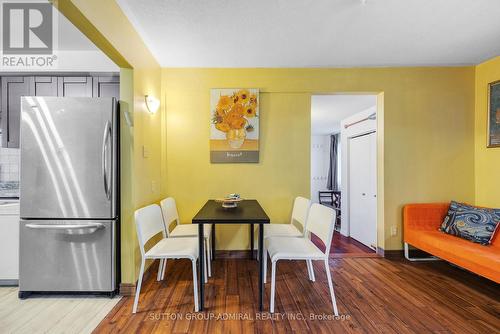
[440,201,500,245]
[440,203,457,231]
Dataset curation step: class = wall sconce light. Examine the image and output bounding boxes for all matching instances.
[145,95,160,114]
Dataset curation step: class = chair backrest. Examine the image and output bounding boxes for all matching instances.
[305,203,336,255]
[160,197,180,236]
[135,204,166,255]
[290,196,311,233]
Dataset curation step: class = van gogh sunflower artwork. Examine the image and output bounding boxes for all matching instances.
[210,88,259,163]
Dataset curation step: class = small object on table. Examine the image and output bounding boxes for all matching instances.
[215,194,243,209]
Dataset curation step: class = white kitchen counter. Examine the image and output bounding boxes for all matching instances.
[0,199,20,214]
[0,199,20,285]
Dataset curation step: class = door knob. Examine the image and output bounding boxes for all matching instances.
[362,193,366,196]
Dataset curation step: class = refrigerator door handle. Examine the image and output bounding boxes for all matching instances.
[102,120,112,200]
[25,223,105,230]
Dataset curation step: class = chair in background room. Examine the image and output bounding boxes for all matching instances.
[160,197,212,281]
[133,204,199,313]
[318,191,334,207]
[265,203,339,315]
[332,191,341,230]
[319,190,341,230]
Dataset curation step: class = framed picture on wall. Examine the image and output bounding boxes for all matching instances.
[488,80,500,148]
[210,88,259,163]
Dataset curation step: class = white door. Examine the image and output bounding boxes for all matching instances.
[349,132,377,249]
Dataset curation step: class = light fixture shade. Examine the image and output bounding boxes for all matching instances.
[145,95,160,114]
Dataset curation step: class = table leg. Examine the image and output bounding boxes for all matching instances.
[211,224,216,261]
[258,223,264,311]
[198,224,205,311]
[250,223,254,260]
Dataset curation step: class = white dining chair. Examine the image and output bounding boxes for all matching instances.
[133,204,199,314]
[263,196,313,283]
[160,197,212,281]
[266,203,339,315]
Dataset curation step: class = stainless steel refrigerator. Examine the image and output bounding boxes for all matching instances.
[18,96,118,297]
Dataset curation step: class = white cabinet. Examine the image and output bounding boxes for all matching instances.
[0,200,19,285]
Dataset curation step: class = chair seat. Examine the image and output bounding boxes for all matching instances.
[264,223,302,238]
[265,236,325,262]
[170,223,212,238]
[145,237,198,260]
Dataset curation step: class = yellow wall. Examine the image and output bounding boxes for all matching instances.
[162,67,476,251]
[54,0,164,284]
[475,56,500,207]
[131,67,163,275]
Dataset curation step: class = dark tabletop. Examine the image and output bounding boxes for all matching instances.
[192,200,270,224]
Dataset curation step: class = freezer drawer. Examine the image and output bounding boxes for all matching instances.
[19,219,116,292]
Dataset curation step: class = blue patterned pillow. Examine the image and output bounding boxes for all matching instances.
[440,201,500,245]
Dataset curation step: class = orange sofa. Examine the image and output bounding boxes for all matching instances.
[403,203,500,283]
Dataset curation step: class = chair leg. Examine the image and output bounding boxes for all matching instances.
[263,244,267,283]
[157,259,163,281]
[161,259,167,281]
[132,259,146,314]
[306,260,311,280]
[270,260,277,313]
[306,260,315,282]
[306,233,317,281]
[206,237,212,277]
[192,259,199,312]
[324,258,339,316]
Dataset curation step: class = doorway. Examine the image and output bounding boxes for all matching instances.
[310,94,378,256]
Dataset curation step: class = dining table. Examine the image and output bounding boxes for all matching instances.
[192,199,270,311]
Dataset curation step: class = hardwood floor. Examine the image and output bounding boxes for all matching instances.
[331,233,375,255]
[0,287,120,334]
[94,257,500,334]
[312,232,377,258]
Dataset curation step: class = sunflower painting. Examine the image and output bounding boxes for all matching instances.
[210,88,259,163]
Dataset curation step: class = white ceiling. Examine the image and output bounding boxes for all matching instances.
[117,0,500,67]
[311,95,376,135]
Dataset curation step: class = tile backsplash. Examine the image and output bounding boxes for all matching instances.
[0,134,20,197]
[0,146,19,182]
